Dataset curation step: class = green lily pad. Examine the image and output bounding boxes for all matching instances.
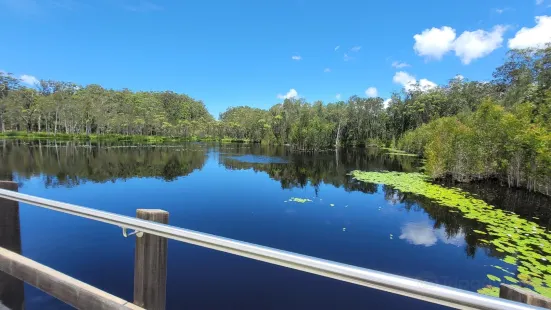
[477,286,499,297]
[349,170,551,300]
[487,274,501,282]
[504,276,519,284]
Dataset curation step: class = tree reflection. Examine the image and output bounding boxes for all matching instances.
[220,145,420,194]
[0,140,208,186]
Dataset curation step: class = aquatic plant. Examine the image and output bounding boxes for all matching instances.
[504,276,519,284]
[487,274,501,282]
[350,170,551,298]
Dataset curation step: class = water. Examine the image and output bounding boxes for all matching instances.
[1,140,550,310]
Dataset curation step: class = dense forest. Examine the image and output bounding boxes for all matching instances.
[1,45,550,194]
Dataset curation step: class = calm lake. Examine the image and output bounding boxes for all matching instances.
[1,140,551,310]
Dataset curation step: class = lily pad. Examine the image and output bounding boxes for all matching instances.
[477,286,499,297]
[350,170,551,300]
[504,276,519,284]
[487,274,501,282]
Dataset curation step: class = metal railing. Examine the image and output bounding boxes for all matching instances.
[0,188,545,310]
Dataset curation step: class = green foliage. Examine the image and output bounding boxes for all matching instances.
[1,44,551,189]
[398,100,551,194]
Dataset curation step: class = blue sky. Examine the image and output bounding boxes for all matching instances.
[1,0,551,117]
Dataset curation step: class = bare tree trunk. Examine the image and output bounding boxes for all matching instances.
[335,122,341,147]
[55,109,58,134]
[38,115,41,132]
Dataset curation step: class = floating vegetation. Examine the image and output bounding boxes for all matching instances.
[487,274,501,282]
[502,256,517,265]
[350,170,551,298]
[289,197,312,203]
[477,286,499,297]
[504,276,519,284]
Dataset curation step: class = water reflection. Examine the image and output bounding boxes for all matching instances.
[0,140,208,186]
[1,139,550,265]
[220,146,420,194]
[400,221,465,247]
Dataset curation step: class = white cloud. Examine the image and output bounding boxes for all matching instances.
[393,71,436,92]
[277,88,299,100]
[291,55,302,61]
[365,87,378,97]
[419,79,437,90]
[536,0,544,5]
[413,26,456,60]
[344,53,353,61]
[393,71,416,86]
[350,45,361,52]
[383,98,391,108]
[495,8,505,14]
[20,74,39,85]
[508,16,551,49]
[336,93,341,100]
[324,68,331,73]
[334,45,340,51]
[414,25,507,64]
[453,25,506,64]
[399,221,465,247]
[391,61,410,69]
[455,74,465,80]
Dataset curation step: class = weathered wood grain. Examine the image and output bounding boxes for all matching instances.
[0,246,143,310]
[0,181,24,310]
[133,209,168,310]
[500,284,551,309]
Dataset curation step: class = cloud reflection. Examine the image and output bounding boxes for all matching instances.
[399,221,465,247]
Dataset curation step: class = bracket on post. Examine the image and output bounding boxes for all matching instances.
[121,227,143,238]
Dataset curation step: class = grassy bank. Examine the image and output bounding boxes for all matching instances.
[0,131,252,144]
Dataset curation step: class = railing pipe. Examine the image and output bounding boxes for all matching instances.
[0,188,544,310]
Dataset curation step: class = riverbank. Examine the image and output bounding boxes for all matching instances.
[0,131,251,144]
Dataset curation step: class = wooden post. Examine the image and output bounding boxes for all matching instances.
[0,181,24,310]
[133,209,169,310]
[500,284,551,309]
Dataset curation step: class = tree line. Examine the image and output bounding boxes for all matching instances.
[1,44,550,193]
[0,78,215,137]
